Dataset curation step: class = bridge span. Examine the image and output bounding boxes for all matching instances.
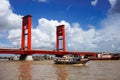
[0,15,97,60]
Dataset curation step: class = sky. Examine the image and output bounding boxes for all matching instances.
[0,0,120,53]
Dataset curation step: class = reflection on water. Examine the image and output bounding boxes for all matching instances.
[18,61,32,80]
[0,60,120,80]
[55,65,68,80]
[0,61,19,80]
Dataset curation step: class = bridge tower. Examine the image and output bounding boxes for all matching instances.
[21,15,32,51]
[20,15,33,60]
[56,25,66,53]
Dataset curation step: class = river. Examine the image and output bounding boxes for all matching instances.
[0,60,119,80]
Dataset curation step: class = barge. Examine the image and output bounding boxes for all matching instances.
[89,52,120,60]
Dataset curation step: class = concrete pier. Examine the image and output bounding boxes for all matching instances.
[19,54,33,61]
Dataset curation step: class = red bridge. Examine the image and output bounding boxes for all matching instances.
[0,15,97,60]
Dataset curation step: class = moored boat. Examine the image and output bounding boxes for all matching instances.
[89,52,120,60]
[54,54,89,64]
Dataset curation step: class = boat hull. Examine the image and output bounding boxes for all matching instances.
[54,58,89,64]
[89,57,119,60]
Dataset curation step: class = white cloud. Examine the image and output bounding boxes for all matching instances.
[108,0,120,14]
[94,13,120,52]
[0,0,22,48]
[8,18,98,51]
[6,13,120,52]
[6,17,96,51]
[0,0,22,31]
[6,16,120,52]
[38,0,47,3]
[91,0,98,6]
[88,24,96,29]
[108,0,116,7]
[0,43,7,48]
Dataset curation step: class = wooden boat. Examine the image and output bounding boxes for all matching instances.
[54,55,89,64]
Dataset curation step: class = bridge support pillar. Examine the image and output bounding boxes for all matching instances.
[19,54,33,61]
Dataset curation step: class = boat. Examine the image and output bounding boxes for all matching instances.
[89,52,120,60]
[54,54,89,64]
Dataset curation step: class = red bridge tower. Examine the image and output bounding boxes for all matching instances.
[20,15,33,60]
[56,25,66,52]
[21,15,32,51]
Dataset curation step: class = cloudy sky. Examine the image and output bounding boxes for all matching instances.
[0,0,120,52]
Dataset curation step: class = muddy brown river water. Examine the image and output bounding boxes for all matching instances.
[0,60,119,80]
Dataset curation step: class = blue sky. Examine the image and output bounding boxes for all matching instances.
[9,0,110,29]
[0,0,120,53]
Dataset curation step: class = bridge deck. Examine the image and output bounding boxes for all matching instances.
[0,49,97,56]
